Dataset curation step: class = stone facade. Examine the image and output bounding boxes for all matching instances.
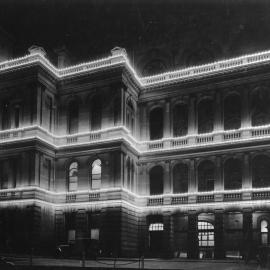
[0,47,269,259]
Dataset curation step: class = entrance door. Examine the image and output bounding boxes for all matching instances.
[198,221,214,259]
[149,223,163,256]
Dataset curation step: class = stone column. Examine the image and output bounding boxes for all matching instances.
[75,209,87,253]
[164,161,171,195]
[188,159,197,203]
[41,90,46,128]
[137,163,148,196]
[121,86,126,126]
[188,96,196,135]
[163,212,173,258]
[241,89,251,136]
[32,151,40,186]
[123,154,127,189]
[164,99,171,138]
[102,87,113,129]
[215,157,223,202]
[138,215,148,256]
[214,91,223,142]
[187,212,199,259]
[242,153,252,200]
[242,210,253,258]
[141,104,148,140]
[214,212,225,259]
[214,91,223,131]
[36,84,43,126]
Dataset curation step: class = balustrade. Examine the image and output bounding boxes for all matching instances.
[252,191,270,200]
[171,196,188,204]
[0,187,270,207]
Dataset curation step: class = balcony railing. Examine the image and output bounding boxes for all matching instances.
[2,124,270,153]
[1,187,270,209]
[140,50,270,86]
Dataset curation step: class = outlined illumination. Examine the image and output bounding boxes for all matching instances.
[1,48,270,88]
[1,123,270,155]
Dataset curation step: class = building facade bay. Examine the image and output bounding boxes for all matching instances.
[0,46,269,259]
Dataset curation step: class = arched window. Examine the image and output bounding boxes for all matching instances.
[149,107,163,140]
[198,221,214,247]
[0,160,9,189]
[126,100,135,134]
[68,162,78,191]
[173,163,188,193]
[91,159,101,189]
[224,158,242,190]
[260,220,269,245]
[251,88,270,126]
[149,166,163,195]
[173,103,188,137]
[198,160,215,192]
[198,99,214,134]
[252,155,270,188]
[224,94,241,130]
[91,95,102,131]
[149,223,164,231]
[67,100,79,134]
[2,101,10,130]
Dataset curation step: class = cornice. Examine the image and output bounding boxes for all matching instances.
[1,48,270,91]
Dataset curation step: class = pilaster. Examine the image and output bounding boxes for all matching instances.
[164,99,171,138]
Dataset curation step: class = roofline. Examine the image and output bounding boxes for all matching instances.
[1,49,270,88]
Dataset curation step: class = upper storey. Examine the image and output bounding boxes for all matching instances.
[0,46,270,87]
[1,46,270,154]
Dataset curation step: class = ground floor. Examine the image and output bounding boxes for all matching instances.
[0,203,269,260]
[2,256,270,270]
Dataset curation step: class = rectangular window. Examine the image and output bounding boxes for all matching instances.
[68,229,76,243]
[91,228,99,240]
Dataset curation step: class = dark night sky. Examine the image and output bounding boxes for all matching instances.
[0,0,270,68]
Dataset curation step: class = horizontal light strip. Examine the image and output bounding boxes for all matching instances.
[0,185,270,200]
[0,197,270,213]
[2,124,270,155]
[1,48,270,87]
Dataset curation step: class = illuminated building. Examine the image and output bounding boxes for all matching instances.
[0,45,270,259]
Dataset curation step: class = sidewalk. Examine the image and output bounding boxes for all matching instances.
[3,256,269,270]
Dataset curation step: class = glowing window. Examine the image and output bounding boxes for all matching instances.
[198,221,214,247]
[91,159,101,189]
[149,223,164,231]
[261,220,269,245]
[68,162,78,191]
[91,228,100,240]
[68,229,76,243]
